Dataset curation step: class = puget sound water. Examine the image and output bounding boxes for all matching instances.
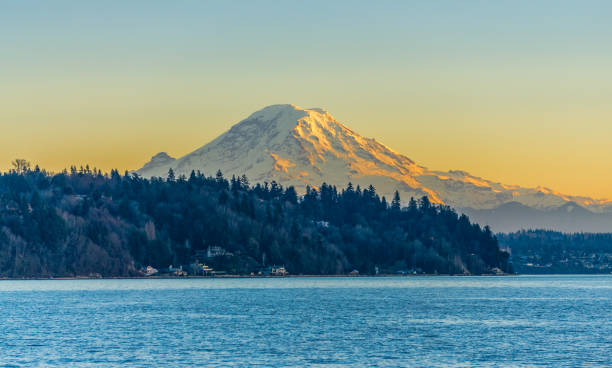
[0,275,611,367]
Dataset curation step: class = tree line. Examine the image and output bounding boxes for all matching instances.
[498,230,612,274]
[0,161,511,277]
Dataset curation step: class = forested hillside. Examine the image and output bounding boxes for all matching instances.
[498,230,612,274]
[0,161,511,277]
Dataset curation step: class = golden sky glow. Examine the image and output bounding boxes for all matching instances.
[1,1,611,198]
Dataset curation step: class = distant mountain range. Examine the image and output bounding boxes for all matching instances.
[463,202,612,233]
[136,104,612,233]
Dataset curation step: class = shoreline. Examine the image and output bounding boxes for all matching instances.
[7,273,611,281]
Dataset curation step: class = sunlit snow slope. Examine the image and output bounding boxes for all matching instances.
[136,104,612,231]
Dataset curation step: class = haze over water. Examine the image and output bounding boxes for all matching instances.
[1,275,610,367]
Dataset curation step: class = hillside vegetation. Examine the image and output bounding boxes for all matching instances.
[498,230,612,274]
[0,162,511,277]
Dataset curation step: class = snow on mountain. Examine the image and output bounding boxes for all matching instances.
[138,152,176,173]
[419,170,612,212]
[137,104,438,201]
[135,104,612,230]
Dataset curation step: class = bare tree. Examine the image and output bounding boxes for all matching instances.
[11,159,31,174]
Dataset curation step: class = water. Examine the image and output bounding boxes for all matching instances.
[0,276,610,367]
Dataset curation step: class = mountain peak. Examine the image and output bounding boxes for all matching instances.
[245,104,330,123]
[151,152,175,161]
[137,152,176,173]
[135,104,612,232]
[254,104,328,113]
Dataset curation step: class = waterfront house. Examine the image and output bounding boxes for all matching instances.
[190,262,214,276]
[261,265,288,276]
[160,265,188,276]
[143,266,158,276]
[172,266,188,277]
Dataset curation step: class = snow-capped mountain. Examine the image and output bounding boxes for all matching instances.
[136,104,612,232]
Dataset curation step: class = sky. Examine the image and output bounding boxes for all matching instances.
[1,0,611,198]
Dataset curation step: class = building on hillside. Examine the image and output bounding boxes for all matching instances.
[206,246,233,258]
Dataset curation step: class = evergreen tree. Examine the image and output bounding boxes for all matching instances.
[391,191,401,211]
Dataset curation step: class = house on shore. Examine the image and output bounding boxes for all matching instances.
[260,265,288,276]
[142,266,158,276]
[190,262,214,276]
[159,265,188,276]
